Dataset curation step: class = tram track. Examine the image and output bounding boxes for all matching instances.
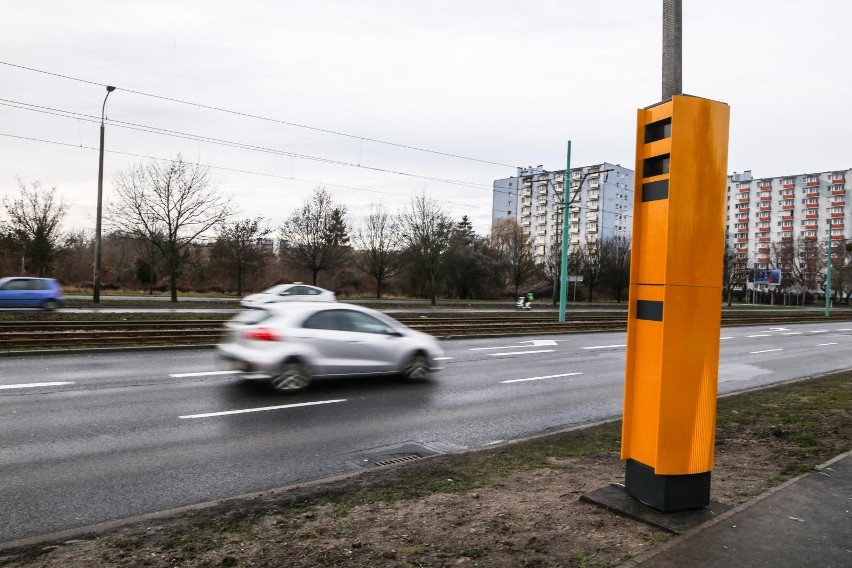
[1,310,850,352]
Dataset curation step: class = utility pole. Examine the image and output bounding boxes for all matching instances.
[662,0,682,101]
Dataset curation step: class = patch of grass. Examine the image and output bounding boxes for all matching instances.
[569,553,610,567]
[642,532,671,544]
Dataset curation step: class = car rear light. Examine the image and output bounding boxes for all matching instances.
[243,327,281,341]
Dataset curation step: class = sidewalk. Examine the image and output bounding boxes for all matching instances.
[624,450,852,567]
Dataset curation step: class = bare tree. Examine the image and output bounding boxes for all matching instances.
[107,155,234,302]
[399,192,453,306]
[599,235,631,303]
[353,202,402,298]
[280,187,351,286]
[2,179,68,276]
[576,241,604,302]
[491,218,537,298]
[215,216,273,296]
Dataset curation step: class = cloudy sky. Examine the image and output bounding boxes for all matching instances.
[2,0,850,236]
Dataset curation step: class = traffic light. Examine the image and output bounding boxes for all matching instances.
[621,95,730,511]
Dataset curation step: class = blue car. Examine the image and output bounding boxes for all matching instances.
[0,277,64,310]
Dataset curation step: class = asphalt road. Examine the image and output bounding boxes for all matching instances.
[1,321,851,543]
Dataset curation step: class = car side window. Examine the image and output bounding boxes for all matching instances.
[32,280,50,290]
[302,310,345,330]
[4,279,30,291]
[340,310,394,335]
[285,286,309,296]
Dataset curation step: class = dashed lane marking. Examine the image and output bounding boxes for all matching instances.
[750,349,783,354]
[815,343,839,347]
[0,381,75,390]
[501,372,582,384]
[169,371,240,378]
[583,344,626,350]
[490,349,554,357]
[179,399,347,419]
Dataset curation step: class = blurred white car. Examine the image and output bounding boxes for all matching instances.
[240,283,336,308]
[217,302,444,392]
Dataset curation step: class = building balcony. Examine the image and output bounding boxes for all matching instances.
[782,205,794,210]
[782,183,795,189]
[806,214,819,219]
[832,200,845,207]
[831,233,844,240]
[758,257,770,263]
[738,197,750,203]
[757,247,770,253]
[781,236,793,242]
[738,187,750,194]
[759,195,771,202]
[759,237,770,242]
[806,191,820,198]
[832,212,845,218]
[806,180,820,187]
[832,189,846,196]
[760,206,771,212]
[737,237,748,243]
[804,224,818,230]
[832,177,845,185]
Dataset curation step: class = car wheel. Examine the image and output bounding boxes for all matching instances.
[270,360,311,392]
[42,300,59,311]
[402,353,430,381]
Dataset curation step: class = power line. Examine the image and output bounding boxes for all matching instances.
[0,132,493,214]
[0,60,518,168]
[0,98,494,191]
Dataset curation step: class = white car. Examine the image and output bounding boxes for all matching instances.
[217,302,444,392]
[240,283,336,308]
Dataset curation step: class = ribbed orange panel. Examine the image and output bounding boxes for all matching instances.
[621,95,730,475]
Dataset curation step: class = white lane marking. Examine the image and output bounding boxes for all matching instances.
[490,349,554,357]
[501,372,582,384]
[434,356,454,361]
[767,327,791,332]
[469,346,522,351]
[583,344,626,350]
[180,399,347,419]
[810,330,829,334]
[815,343,838,347]
[0,381,75,390]
[782,332,802,336]
[838,328,851,331]
[169,371,240,378]
[519,339,559,347]
[747,334,771,338]
[720,336,735,340]
[750,349,783,354]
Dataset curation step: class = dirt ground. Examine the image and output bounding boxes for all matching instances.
[0,416,815,568]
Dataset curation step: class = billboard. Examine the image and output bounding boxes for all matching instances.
[748,269,781,285]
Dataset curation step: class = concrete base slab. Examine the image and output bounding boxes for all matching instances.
[581,483,731,534]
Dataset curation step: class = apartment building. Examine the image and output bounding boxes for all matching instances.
[726,168,851,287]
[492,163,634,261]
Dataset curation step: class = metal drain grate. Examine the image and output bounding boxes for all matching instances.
[374,454,422,467]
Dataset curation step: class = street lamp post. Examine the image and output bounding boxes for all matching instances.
[558,161,614,322]
[93,85,116,304]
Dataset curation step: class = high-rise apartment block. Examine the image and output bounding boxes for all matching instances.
[726,168,851,285]
[492,163,634,260]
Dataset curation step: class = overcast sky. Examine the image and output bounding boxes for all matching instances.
[2,0,850,236]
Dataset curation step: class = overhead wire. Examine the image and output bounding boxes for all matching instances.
[0,61,518,168]
[0,132,492,214]
[0,98,494,191]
